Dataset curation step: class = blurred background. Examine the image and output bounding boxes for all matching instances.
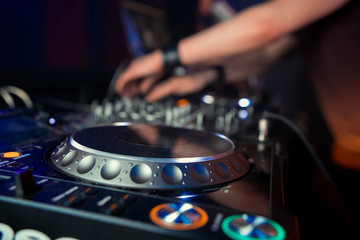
[0,0,327,155]
[1,0,325,147]
[0,0,328,146]
[0,0,301,104]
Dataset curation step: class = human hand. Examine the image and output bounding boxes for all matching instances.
[144,68,218,102]
[115,50,163,98]
[143,35,295,102]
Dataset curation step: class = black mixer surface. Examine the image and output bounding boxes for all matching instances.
[0,107,299,240]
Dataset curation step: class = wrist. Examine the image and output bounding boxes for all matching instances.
[161,44,183,73]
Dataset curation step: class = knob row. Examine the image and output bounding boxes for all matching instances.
[50,140,250,190]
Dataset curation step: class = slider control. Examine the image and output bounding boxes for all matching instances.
[15,169,41,197]
[102,194,138,215]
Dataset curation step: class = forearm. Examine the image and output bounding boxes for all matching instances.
[177,0,349,66]
[179,1,278,65]
[263,34,298,64]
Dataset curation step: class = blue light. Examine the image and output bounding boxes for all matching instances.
[238,98,251,108]
[176,193,199,200]
[238,110,248,119]
[48,117,56,125]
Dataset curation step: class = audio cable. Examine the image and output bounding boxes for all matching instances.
[0,86,33,109]
[260,111,358,239]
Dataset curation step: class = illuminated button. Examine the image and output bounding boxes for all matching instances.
[150,202,208,230]
[238,98,251,108]
[238,110,249,120]
[222,214,286,240]
[177,99,189,108]
[3,152,20,158]
[202,94,215,104]
[161,164,182,185]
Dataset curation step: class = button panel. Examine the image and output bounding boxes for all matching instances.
[0,167,288,240]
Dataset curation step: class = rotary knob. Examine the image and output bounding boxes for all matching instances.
[222,214,286,240]
[150,202,208,230]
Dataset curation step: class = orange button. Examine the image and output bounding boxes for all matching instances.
[3,152,21,158]
[177,99,189,108]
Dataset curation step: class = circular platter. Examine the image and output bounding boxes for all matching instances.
[50,123,250,190]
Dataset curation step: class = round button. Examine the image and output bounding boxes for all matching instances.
[130,163,152,184]
[214,162,230,179]
[161,164,182,185]
[2,152,20,158]
[222,214,286,240]
[61,150,78,166]
[150,202,208,230]
[77,156,96,174]
[101,160,121,180]
[190,164,209,183]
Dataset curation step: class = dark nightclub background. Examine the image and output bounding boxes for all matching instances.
[1,0,328,172]
[1,0,324,161]
[0,0,270,103]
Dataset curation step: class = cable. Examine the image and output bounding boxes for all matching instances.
[261,111,336,189]
[0,88,16,108]
[262,111,359,238]
[0,86,34,109]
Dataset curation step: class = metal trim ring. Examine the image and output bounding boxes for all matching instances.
[50,124,250,190]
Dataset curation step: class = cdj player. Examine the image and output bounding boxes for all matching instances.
[0,97,300,240]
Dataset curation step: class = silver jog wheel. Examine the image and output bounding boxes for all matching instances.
[50,123,250,190]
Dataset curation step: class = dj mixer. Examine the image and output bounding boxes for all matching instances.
[0,97,300,240]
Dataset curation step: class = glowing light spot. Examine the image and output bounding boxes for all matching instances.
[48,118,56,125]
[176,193,199,200]
[3,152,20,158]
[238,98,251,108]
[202,95,215,104]
[177,99,189,108]
[238,110,248,119]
